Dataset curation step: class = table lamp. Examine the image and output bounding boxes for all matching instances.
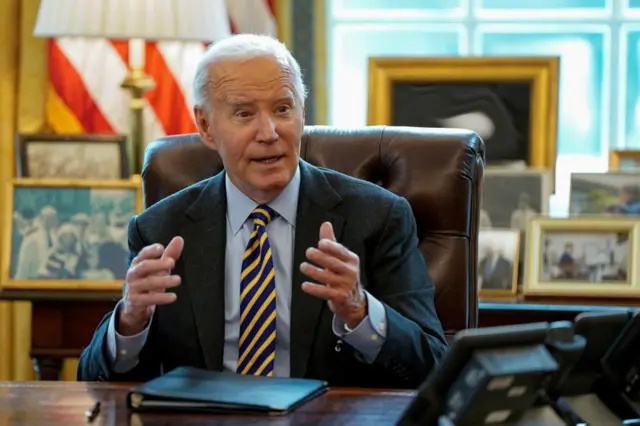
[33,0,231,174]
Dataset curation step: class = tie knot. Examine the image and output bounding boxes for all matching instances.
[250,205,276,227]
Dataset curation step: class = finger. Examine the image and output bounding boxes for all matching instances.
[319,221,336,242]
[305,247,354,276]
[131,244,164,266]
[301,281,341,301]
[317,239,358,264]
[300,261,344,288]
[131,275,181,293]
[162,236,184,262]
[127,258,175,281]
[128,292,177,307]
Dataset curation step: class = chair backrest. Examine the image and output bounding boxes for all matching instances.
[142,125,485,334]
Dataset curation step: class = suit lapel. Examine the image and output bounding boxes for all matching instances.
[290,161,344,378]
[182,173,227,371]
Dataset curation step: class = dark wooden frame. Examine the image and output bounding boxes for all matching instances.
[15,133,130,179]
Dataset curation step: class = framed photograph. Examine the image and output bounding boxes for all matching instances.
[1,177,142,292]
[609,150,640,172]
[15,133,129,179]
[367,56,560,178]
[523,218,639,299]
[481,168,551,231]
[478,228,520,298]
[569,172,640,216]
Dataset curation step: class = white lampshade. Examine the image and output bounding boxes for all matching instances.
[33,0,231,41]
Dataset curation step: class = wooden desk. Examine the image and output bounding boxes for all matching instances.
[1,290,635,380]
[0,381,415,425]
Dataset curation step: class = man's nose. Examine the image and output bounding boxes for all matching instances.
[256,113,279,143]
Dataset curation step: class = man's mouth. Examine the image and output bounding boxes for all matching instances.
[254,155,283,164]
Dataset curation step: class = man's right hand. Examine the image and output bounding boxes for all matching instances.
[117,236,184,336]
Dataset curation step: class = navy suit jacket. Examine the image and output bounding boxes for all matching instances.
[77,160,448,388]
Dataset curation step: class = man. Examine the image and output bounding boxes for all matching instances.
[478,245,513,290]
[13,208,47,279]
[556,243,576,279]
[509,193,537,233]
[77,34,447,389]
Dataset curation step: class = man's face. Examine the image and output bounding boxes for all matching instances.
[195,55,304,203]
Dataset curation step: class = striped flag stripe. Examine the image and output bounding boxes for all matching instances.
[46,0,277,146]
[56,38,130,133]
[45,84,86,133]
[145,42,198,135]
[156,41,206,115]
[48,40,114,133]
[110,40,129,70]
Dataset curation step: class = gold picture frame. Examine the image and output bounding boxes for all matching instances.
[609,149,640,171]
[367,56,560,183]
[523,217,639,299]
[478,228,521,300]
[1,177,142,292]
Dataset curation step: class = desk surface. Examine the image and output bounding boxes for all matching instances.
[0,381,415,425]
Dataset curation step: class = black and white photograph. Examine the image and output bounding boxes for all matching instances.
[15,133,129,179]
[569,172,640,216]
[4,180,140,289]
[392,82,532,165]
[540,231,630,284]
[481,169,550,232]
[478,229,520,295]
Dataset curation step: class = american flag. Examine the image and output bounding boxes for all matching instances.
[45,0,277,143]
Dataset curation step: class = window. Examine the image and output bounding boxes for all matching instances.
[326,0,637,215]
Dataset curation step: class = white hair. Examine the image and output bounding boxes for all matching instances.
[193,34,307,110]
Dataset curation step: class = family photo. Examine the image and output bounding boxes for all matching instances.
[540,231,630,283]
[478,229,520,293]
[8,184,137,282]
[570,172,640,216]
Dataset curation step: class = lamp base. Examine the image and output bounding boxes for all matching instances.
[120,68,156,175]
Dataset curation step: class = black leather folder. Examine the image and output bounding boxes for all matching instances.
[126,366,329,415]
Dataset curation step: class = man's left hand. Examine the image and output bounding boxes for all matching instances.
[300,221,367,329]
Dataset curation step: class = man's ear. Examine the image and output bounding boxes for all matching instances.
[194,106,217,150]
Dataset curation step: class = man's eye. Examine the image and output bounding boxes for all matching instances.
[236,111,251,118]
[277,105,291,113]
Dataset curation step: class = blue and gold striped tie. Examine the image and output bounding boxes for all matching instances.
[237,205,277,376]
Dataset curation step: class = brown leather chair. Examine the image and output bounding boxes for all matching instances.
[142,125,485,336]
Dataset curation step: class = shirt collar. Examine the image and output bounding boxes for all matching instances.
[226,165,301,235]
